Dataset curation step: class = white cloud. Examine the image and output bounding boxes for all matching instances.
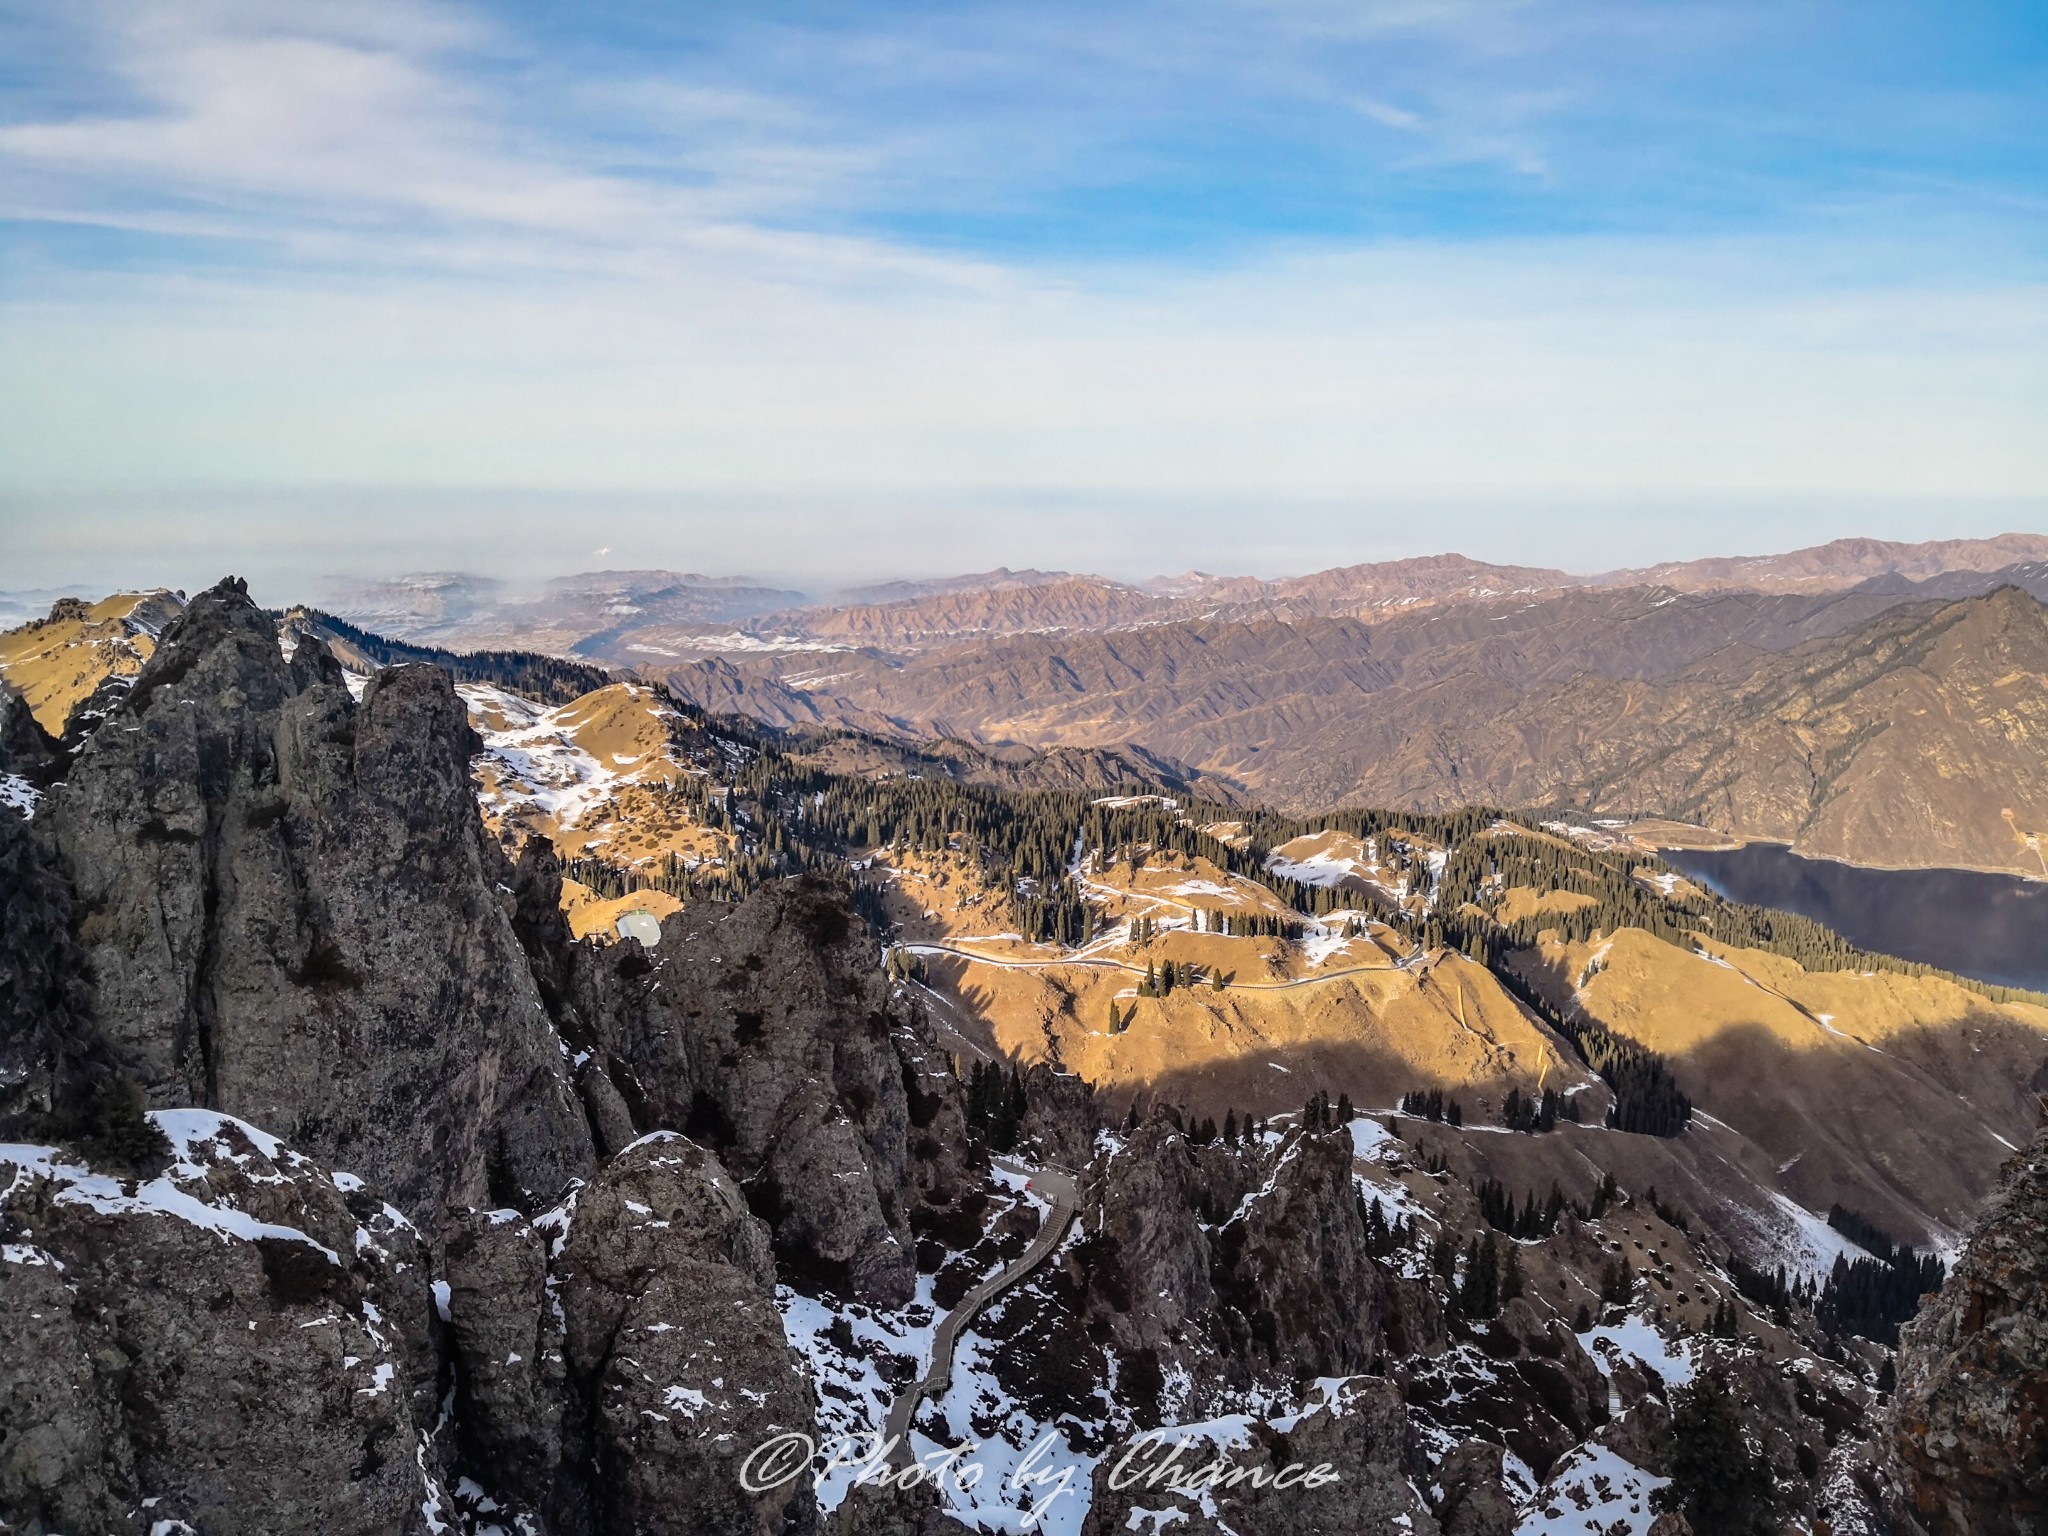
[0,0,2041,594]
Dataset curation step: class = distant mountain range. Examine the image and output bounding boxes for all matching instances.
[318,533,2048,654]
[298,533,2048,874]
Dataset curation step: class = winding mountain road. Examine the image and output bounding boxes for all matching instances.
[883,1159,1079,1464]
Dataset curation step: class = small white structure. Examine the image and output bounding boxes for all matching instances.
[614,910,663,948]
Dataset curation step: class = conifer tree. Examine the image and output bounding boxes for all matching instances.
[1656,1375,1774,1534]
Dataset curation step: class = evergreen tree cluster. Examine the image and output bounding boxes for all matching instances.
[1140,1100,1265,1146]
[883,946,928,984]
[291,610,614,702]
[1816,1233,1946,1346]
[1474,1176,1576,1239]
[1598,1254,1637,1306]
[1706,1294,1743,1339]
[1454,1230,1524,1320]
[1655,1375,1776,1535]
[1399,1088,1464,1126]
[1302,1089,1355,1130]
[1195,908,1307,940]
[1488,965,1692,1137]
[1500,1085,1579,1133]
[1725,1225,1944,1347]
[1136,958,1202,997]
[1729,1256,1799,1324]
[1359,1193,1415,1258]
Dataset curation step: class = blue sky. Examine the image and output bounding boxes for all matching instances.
[1,1,2043,593]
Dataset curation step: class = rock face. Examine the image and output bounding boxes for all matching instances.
[558,871,978,1305]
[0,681,63,793]
[0,793,112,1140]
[1889,1116,2048,1535]
[0,1111,441,1536]
[1,1112,825,1536]
[41,577,592,1214]
[434,1132,821,1536]
[554,1133,818,1536]
[1212,1126,1387,1383]
[1076,1119,1390,1417]
[1080,1375,1438,1536]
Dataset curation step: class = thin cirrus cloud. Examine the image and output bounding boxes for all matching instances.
[0,0,2043,591]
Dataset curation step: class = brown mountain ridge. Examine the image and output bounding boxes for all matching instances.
[652,584,2048,875]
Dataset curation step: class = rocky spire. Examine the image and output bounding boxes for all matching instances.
[41,575,594,1215]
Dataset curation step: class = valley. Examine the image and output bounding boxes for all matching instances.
[3,560,2044,1536]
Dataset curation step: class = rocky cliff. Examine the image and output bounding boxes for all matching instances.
[0,1112,814,1536]
[547,866,981,1306]
[1889,1112,2048,1534]
[1071,1117,1403,1419]
[40,577,594,1214]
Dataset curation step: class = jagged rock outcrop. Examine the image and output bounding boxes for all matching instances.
[558,872,977,1305]
[1071,1116,1256,1413]
[39,576,593,1215]
[1889,1116,2048,1534]
[1080,1375,1438,1535]
[429,1130,829,1534]
[1212,1126,1388,1382]
[1433,1440,1518,1536]
[560,1133,818,1534]
[0,1111,442,1535]
[0,797,114,1140]
[1483,1298,1609,1444]
[0,681,63,793]
[1076,1120,1391,1416]
[1,1108,829,1536]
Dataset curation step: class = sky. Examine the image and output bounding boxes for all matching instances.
[1,0,2044,597]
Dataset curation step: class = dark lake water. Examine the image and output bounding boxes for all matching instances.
[1661,844,2048,994]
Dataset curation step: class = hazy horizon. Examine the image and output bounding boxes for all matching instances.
[3,4,2044,592]
[5,500,2044,611]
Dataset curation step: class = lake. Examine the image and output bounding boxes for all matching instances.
[1660,844,2048,994]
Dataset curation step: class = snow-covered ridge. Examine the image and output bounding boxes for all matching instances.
[460,680,689,835]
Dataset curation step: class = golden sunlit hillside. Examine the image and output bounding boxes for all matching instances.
[1514,925,2048,1236]
[0,591,183,734]
[462,680,737,874]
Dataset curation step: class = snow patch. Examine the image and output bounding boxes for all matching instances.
[0,1112,342,1263]
[1579,1315,1695,1388]
[0,773,40,819]
[1516,1441,1668,1535]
